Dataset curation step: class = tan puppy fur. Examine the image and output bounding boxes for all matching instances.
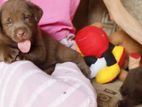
[109,30,142,55]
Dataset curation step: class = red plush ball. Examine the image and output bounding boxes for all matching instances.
[75,26,109,58]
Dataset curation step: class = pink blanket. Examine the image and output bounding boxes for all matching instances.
[0,61,97,107]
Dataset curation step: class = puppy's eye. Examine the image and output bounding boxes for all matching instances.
[5,17,13,26]
[24,15,31,22]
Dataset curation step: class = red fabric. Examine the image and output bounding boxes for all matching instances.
[118,48,126,67]
[75,26,109,58]
[130,52,141,59]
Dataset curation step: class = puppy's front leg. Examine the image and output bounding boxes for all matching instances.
[76,57,90,78]
[0,45,19,63]
[56,45,90,78]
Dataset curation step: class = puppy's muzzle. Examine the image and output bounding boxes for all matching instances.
[14,27,30,42]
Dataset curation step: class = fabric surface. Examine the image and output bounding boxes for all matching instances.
[92,80,122,107]
[0,61,97,107]
[32,0,80,41]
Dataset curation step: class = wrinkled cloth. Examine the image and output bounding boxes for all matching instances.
[0,61,97,107]
[32,0,80,41]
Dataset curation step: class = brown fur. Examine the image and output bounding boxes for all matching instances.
[118,66,142,107]
[0,0,90,77]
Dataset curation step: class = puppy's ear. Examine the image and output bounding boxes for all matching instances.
[27,1,43,23]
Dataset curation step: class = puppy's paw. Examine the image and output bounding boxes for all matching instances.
[5,47,19,63]
[0,47,19,63]
[78,61,90,78]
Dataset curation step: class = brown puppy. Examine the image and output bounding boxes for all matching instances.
[118,66,142,107]
[0,0,90,77]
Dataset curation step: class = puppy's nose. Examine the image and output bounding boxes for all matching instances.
[16,29,25,38]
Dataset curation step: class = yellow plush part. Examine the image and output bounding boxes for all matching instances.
[112,46,124,62]
[95,63,120,84]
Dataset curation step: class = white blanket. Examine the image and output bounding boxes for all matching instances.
[0,61,97,107]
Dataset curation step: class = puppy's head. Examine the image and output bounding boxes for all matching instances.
[0,0,43,53]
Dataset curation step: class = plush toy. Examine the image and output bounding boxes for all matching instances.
[75,25,126,84]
